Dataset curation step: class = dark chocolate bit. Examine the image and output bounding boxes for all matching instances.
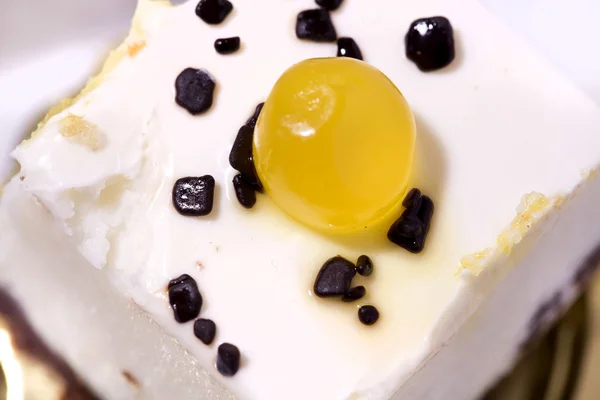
[194,318,217,345]
[245,103,264,129]
[337,37,363,60]
[168,274,203,323]
[172,176,216,217]
[405,16,455,72]
[229,125,263,191]
[402,188,422,209]
[358,305,379,326]
[356,255,373,277]
[296,9,337,43]
[217,343,241,377]
[195,0,233,25]
[175,68,216,115]
[233,174,257,209]
[214,37,241,55]
[313,256,356,297]
[394,215,423,238]
[168,274,194,289]
[388,191,434,253]
[342,286,366,302]
[315,0,343,11]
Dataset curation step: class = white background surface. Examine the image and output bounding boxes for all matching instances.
[481,0,600,105]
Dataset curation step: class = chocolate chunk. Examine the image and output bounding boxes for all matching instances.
[168,275,203,323]
[229,125,263,191]
[245,103,264,129]
[296,9,337,43]
[214,37,241,55]
[358,305,379,326]
[233,174,257,209]
[168,274,194,289]
[194,319,217,345]
[217,343,241,377]
[342,286,366,302]
[313,256,356,297]
[356,255,373,277]
[172,176,216,217]
[402,188,422,209]
[388,193,434,253]
[195,0,233,25]
[315,0,343,11]
[337,37,363,60]
[394,215,423,238]
[417,196,434,232]
[175,68,216,115]
[405,16,455,72]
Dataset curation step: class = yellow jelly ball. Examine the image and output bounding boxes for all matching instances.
[253,58,416,233]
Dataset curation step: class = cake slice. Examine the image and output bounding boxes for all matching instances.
[2,0,600,399]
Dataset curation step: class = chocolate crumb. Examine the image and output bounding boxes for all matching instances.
[172,176,216,217]
[405,16,455,72]
[356,255,373,277]
[358,305,379,325]
[388,190,434,253]
[313,256,356,297]
[194,319,217,345]
[337,37,363,60]
[342,286,366,302]
[229,126,263,190]
[217,343,241,377]
[402,188,422,209]
[195,0,233,25]
[233,174,257,209]
[316,0,343,11]
[175,68,216,115]
[296,9,337,43]
[245,103,264,129]
[168,274,203,323]
[214,37,241,55]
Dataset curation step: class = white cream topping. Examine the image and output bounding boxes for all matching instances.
[4,0,600,399]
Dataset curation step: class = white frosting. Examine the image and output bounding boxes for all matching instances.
[3,0,600,399]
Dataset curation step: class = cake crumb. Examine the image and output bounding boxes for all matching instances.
[459,248,492,276]
[122,370,140,388]
[581,168,598,180]
[458,192,557,276]
[127,40,146,57]
[497,192,552,254]
[59,115,107,151]
[19,176,24,181]
[196,261,204,269]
